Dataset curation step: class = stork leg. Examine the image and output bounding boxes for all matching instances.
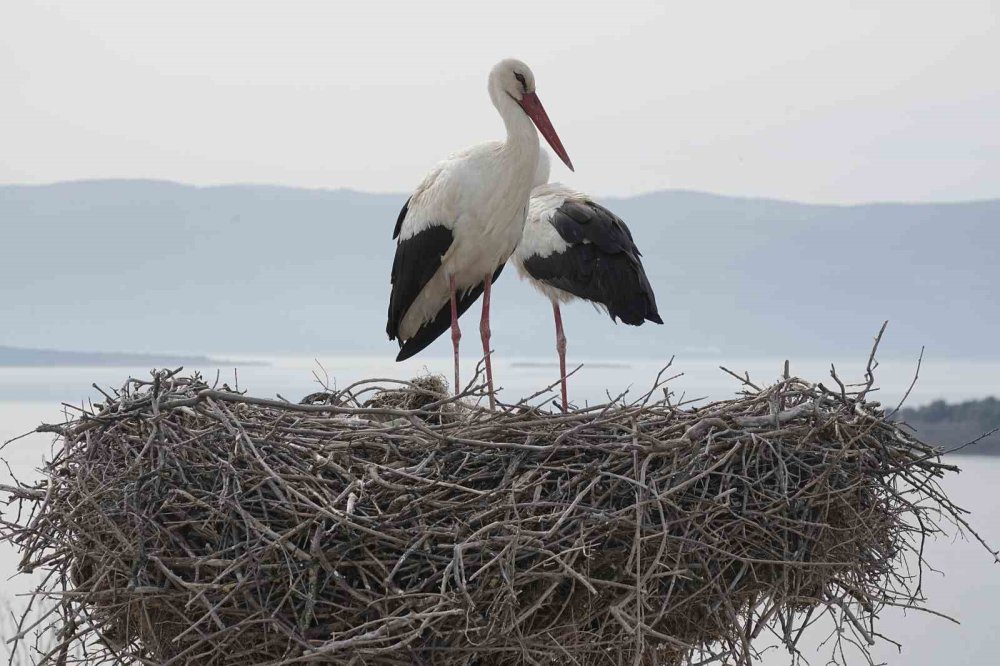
[449,275,461,396]
[552,301,568,412]
[480,274,496,411]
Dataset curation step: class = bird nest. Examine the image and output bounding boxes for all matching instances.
[0,358,990,665]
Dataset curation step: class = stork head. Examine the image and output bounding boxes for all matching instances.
[491,58,538,100]
[490,59,574,172]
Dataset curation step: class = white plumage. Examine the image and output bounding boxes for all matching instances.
[387,59,573,408]
[512,152,574,303]
[396,142,537,341]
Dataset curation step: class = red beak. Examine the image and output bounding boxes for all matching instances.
[518,92,574,172]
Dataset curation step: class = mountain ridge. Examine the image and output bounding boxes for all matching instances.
[3,180,998,361]
[0,345,242,368]
[7,178,998,207]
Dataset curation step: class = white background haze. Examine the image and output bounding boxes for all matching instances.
[2,0,999,202]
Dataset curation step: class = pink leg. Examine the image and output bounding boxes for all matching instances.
[449,275,461,396]
[480,274,496,410]
[553,302,568,412]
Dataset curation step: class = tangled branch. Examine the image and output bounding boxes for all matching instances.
[0,356,989,665]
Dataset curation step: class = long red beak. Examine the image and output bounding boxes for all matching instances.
[518,92,574,172]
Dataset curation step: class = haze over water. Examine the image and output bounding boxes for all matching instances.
[1,353,996,407]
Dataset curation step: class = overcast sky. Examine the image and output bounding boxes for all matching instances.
[2,0,998,202]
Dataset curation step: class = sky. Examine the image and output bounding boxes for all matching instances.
[1,0,998,203]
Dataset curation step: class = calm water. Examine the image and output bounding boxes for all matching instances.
[1,353,997,406]
[2,358,999,662]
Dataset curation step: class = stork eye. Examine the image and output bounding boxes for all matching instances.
[514,72,526,88]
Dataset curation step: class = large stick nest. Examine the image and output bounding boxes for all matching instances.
[0,361,986,665]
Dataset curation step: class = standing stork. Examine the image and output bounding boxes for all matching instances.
[386,59,573,409]
[512,152,662,412]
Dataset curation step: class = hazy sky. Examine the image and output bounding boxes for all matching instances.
[2,0,998,202]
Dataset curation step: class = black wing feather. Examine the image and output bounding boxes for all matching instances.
[386,225,454,342]
[395,264,505,362]
[550,200,638,253]
[391,197,411,240]
[527,200,662,326]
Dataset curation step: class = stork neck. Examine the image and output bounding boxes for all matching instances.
[494,92,540,161]
[504,102,538,149]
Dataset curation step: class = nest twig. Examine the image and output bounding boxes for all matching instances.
[0,351,991,665]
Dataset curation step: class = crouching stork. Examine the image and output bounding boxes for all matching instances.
[512,153,662,412]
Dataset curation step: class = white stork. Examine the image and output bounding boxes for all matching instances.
[512,152,662,412]
[386,59,573,409]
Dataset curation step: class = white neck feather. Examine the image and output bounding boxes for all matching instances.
[489,79,539,165]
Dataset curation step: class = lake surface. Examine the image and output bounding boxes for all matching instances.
[1,353,997,406]
[2,357,998,662]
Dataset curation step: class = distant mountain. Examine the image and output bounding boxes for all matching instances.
[897,397,1000,455]
[2,180,998,361]
[0,345,228,367]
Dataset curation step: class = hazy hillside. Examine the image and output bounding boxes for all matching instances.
[2,180,998,361]
[897,397,1000,455]
[0,345,228,367]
